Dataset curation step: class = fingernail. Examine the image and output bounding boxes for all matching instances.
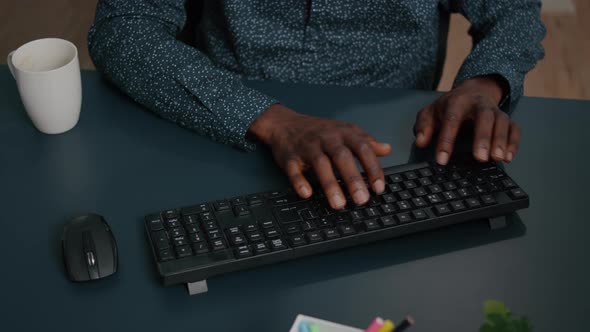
[437,151,449,165]
[417,132,425,142]
[352,189,369,205]
[332,193,346,208]
[506,151,513,162]
[493,147,504,159]
[373,179,385,193]
[300,186,311,197]
[476,148,488,161]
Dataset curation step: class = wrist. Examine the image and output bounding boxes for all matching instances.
[460,76,505,105]
[248,103,296,145]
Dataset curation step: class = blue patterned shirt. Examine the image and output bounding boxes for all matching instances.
[88,0,545,151]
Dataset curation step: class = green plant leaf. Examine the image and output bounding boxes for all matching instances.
[484,300,510,318]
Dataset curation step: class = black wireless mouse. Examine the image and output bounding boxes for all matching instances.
[61,213,118,282]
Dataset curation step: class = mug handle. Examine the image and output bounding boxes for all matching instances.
[7,51,16,79]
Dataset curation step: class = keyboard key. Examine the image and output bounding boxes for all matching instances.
[449,171,462,181]
[211,239,226,251]
[403,180,417,189]
[301,220,317,231]
[158,249,174,261]
[411,197,428,208]
[166,218,181,228]
[270,238,288,250]
[367,196,381,206]
[182,214,198,225]
[244,222,258,232]
[226,226,240,235]
[338,224,356,236]
[502,178,517,189]
[380,215,396,227]
[233,205,250,217]
[413,187,428,197]
[418,177,432,186]
[426,194,443,204]
[172,236,188,247]
[381,194,396,203]
[443,181,457,191]
[316,217,332,228]
[275,205,301,224]
[247,194,264,206]
[433,174,446,183]
[152,231,169,249]
[192,242,210,254]
[185,225,200,234]
[365,207,380,218]
[397,190,412,200]
[207,229,221,240]
[449,200,466,212]
[388,174,403,183]
[397,200,411,210]
[270,193,306,205]
[284,225,301,234]
[264,228,280,238]
[442,191,457,201]
[246,231,263,242]
[306,231,323,243]
[508,188,527,199]
[433,204,452,216]
[182,204,209,215]
[163,210,178,220]
[235,245,252,258]
[457,188,472,198]
[202,221,217,231]
[428,184,443,193]
[214,200,230,211]
[381,203,396,214]
[418,168,433,177]
[300,209,318,220]
[230,233,247,246]
[350,210,363,220]
[363,219,381,231]
[331,213,351,224]
[253,242,270,254]
[323,228,340,240]
[481,194,497,205]
[289,235,307,247]
[188,232,204,243]
[169,227,185,237]
[458,179,471,187]
[200,212,214,222]
[412,209,428,220]
[147,216,164,231]
[474,185,488,194]
[396,212,412,224]
[231,197,247,206]
[433,165,446,174]
[404,171,418,180]
[388,183,402,192]
[175,245,192,258]
[260,220,275,229]
[465,198,482,209]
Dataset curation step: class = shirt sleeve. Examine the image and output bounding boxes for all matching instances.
[87,0,277,151]
[449,0,546,109]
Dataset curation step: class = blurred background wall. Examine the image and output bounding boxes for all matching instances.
[1,0,587,99]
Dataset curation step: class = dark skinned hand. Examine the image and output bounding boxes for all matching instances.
[414,76,521,164]
[248,104,392,209]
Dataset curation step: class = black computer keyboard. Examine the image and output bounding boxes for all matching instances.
[144,160,529,286]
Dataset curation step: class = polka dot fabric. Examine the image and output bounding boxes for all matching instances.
[88,0,545,151]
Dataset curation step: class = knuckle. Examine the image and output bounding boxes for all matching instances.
[356,140,372,153]
[331,145,352,160]
[438,136,455,147]
[344,175,364,186]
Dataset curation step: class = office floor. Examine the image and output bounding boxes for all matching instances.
[1,0,588,100]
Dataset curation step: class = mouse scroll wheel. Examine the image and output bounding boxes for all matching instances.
[86,251,96,267]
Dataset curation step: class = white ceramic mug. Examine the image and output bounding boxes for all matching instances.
[7,38,82,134]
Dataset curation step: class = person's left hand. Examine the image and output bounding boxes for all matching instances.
[414,76,521,165]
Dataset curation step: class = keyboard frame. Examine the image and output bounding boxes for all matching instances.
[145,161,529,287]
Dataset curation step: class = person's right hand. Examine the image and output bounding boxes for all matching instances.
[248,104,392,209]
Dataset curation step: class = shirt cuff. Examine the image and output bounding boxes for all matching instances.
[453,59,523,114]
[175,64,278,151]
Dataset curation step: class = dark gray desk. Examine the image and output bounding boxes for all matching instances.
[1,65,589,331]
